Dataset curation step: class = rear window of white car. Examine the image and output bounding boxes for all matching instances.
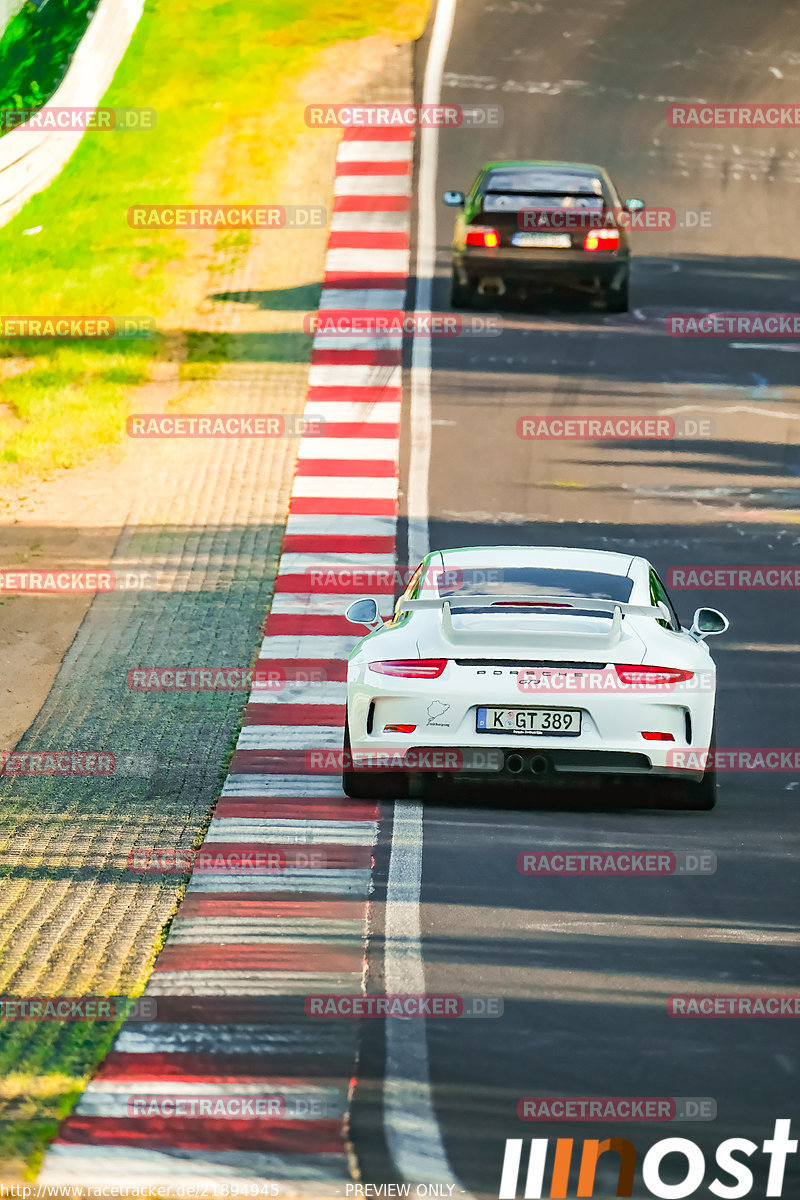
[435,567,634,602]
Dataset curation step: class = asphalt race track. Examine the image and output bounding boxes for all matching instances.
[354,1,800,1196]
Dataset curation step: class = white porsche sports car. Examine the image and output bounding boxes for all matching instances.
[342,546,728,809]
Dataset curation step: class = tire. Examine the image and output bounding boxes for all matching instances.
[605,273,629,312]
[341,716,408,800]
[682,767,717,810]
[661,727,717,811]
[450,268,473,309]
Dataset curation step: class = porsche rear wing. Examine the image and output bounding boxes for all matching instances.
[397,595,663,648]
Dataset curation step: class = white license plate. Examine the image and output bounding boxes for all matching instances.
[512,232,572,249]
[476,707,581,735]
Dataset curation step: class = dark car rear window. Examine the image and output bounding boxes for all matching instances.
[483,169,605,195]
[483,192,606,214]
[436,567,634,602]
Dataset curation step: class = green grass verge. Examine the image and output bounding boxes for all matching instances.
[0,0,430,477]
[0,0,99,120]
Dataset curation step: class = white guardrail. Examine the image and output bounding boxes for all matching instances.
[0,0,146,228]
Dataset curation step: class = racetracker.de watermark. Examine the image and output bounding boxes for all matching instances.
[126,414,324,437]
[517,417,713,439]
[304,311,502,336]
[304,994,503,1017]
[0,317,155,339]
[126,1093,326,1119]
[518,1097,717,1122]
[296,565,504,591]
[127,667,255,691]
[0,569,115,593]
[667,313,800,336]
[306,748,504,773]
[517,668,715,693]
[0,106,156,131]
[304,103,503,127]
[127,205,326,228]
[668,749,800,772]
[127,847,327,872]
[0,996,156,1020]
[0,751,116,776]
[518,850,716,875]
[518,207,713,231]
[668,995,800,1017]
[668,566,800,589]
[667,103,800,127]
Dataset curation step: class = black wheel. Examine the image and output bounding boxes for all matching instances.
[605,273,629,312]
[450,268,473,309]
[341,716,408,800]
[661,727,717,811]
[682,767,717,810]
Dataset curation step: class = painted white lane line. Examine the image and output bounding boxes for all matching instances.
[297,439,401,460]
[730,342,800,352]
[114,1023,358,1054]
[325,247,410,272]
[333,175,412,197]
[290,476,397,499]
[220,775,348,797]
[40,1144,350,1186]
[77,1100,344,1122]
[169,918,365,942]
[308,364,402,388]
[188,871,370,894]
[278,551,396,571]
[145,971,364,996]
[204,819,378,843]
[257,634,358,657]
[80,1079,345,1099]
[312,335,404,351]
[331,210,410,232]
[236,726,343,750]
[284,514,398,537]
[268,598,392,621]
[306,401,402,422]
[382,0,472,1191]
[336,142,414,163]
[77,1089,345,1118]
[320,287,407,309]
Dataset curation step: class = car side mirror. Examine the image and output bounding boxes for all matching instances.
[624,197,645,212]
[345,597,384,631]
[443,190,465,207]
[690,607,729,640]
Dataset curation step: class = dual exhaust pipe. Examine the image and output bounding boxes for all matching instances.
[506,751,550,777]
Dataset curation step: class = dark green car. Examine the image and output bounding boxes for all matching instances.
[443,159,643,311]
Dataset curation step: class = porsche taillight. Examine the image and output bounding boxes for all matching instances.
[615,664,694,685]
[369,660,448,678]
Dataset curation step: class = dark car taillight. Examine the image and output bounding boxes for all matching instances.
[465,226,500,248]
[584,228,620,251]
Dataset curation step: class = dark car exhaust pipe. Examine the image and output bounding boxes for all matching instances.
[477,276,506,297]
[506,753,525,774]
[531,754,550,776]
